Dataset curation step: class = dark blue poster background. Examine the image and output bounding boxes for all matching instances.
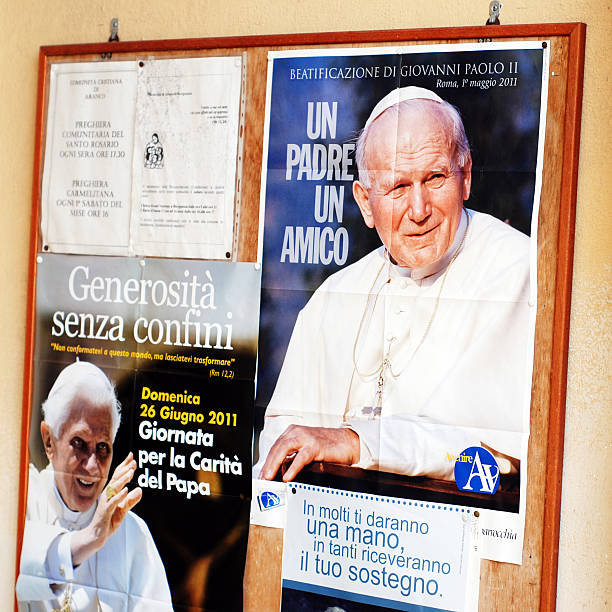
[255,45,545,458]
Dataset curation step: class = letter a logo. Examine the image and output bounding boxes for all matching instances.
[454,447,501,495]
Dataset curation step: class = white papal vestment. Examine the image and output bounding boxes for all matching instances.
[17,465,173,611]
[255,210,534,480]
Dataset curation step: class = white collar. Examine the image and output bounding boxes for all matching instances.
[386,209,469,281]
[45,465,98,529]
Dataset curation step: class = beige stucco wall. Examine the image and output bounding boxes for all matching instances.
[1,1,610,609]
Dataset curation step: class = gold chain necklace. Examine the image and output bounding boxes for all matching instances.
[52,582,73,612]
[352,211,470,417]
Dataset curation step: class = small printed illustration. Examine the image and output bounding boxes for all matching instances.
[144,132,164,168]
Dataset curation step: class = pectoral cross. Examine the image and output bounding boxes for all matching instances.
[361,357,391,419]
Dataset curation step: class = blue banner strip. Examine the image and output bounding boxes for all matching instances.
[282,579,455,612]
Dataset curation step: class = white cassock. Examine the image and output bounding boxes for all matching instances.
[17,465,173,611]
[255,209,534,480]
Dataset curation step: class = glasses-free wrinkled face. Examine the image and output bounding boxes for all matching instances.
[42,394,113,512]
[353,104,471,269]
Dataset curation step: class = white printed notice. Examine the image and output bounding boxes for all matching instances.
[130,56,243,259]
[40,61,138,255]
[282,484,479,612]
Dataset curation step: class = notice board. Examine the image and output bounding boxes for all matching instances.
[17,22,585,612]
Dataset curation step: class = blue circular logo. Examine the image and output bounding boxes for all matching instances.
[258,491,281,510]
[454,446,500,495]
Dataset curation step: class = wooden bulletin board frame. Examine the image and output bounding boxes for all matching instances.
[18,22,585,612]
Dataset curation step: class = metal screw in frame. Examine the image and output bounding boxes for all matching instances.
[102,18,119,59]
[486,1,502,25]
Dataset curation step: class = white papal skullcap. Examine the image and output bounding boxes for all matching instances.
[364,86,444,130]
[43,359,121,440]
[47,360,114,400]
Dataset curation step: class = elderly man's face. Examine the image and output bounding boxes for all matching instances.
[353,105,471,269]
[41,393,113,512]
